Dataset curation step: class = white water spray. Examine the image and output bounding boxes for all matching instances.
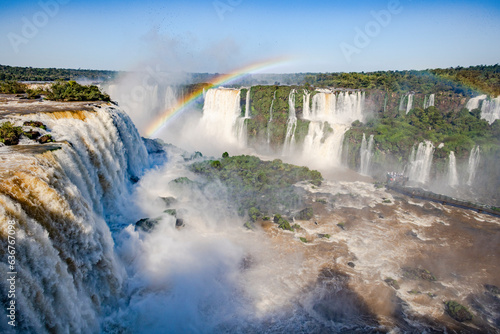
[406,93,414,114]
[407,141,434,184]
[467,146,480,186]
[267,90,277,145]
[199,88,242,147]
[423,94,435,109]
[283,89,297,156]
[448,151,459,187]
[302,90,365,168]
[480,96,500,124]
[359,133,374,176]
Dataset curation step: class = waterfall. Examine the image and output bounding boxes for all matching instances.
[0,105,148,333]
[359,133,374,175]
[399,95,406,111]
[236,88,251,146]
[448,151,459,187]
[465,95,487,111]
[423,94,435,109]
[245,88,251,118]
[467,146,481,186]
[302,90,365,167]
[267,90,277,145]
[407,141,434,184]
[480,96,500,124]
[406,94,414,114]
[283,89,297,155]
[303,90,311,119]
[200,88,242,147]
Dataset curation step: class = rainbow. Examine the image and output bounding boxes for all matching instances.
[145,56,292,138]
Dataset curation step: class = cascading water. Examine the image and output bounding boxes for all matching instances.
[467,145,480,186]
[465,94,487,111]
[407,141,434,184]
[359,133,374,176]
[303,90,311,119]
[283,89,297,156]
[199,88,242,147]
[0,104,148,333]
[302,90,365,167]
[236,88,251,146]
[406,93,414,114]
[448,151,459,187]
[399,95,406,111]
[267,90,277,145]
[480,96,500,124]
[423,94,435,109]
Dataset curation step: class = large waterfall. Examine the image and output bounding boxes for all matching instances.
[480,96,500,124]
[282,89,297,155]
[448,151,459,187]
[467,145,481,186]
[465,94,487,111]
[407,141,434,184]
[236,88,251,146]
[359,133,374,176]
[302,90,365,167]
[0,105,148,333]
[199,88,242,147]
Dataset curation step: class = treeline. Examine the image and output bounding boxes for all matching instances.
[0,64,119,82]
[0,80,110,102]
[303,64,500,96]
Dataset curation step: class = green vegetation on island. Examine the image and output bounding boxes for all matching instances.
[189,154,322,221]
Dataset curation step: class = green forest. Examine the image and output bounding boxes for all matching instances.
[303,64,500,96]
[0,64,118,82]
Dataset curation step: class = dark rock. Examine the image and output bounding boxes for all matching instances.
[295,207,314,220]
[485,284,500,295]
[164,209,177,216]
[38,134,54,144]
[384,278,400,290]
[3,136,19,145]
[175,218,184,227]
[160,196,177,207]
[24,130,41,140]
[378,214,385,219]
[130,176,140,183]
[23,121,46,129]
[402,267,437,281]
[445,300,473,322]
[135,217,160,232]
[347,262,355,268]
[406,230,418,238]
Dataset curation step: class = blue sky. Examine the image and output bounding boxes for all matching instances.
[0,0,499,73]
